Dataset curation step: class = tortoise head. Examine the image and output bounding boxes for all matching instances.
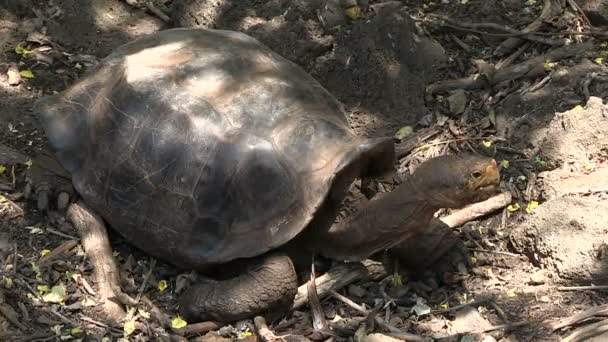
[411,154,500,209]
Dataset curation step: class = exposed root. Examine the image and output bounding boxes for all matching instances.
[551,304,608,332]
[561,318,608,342]
[426,41,594,94]
[66,201,130,325]
[495,0,563,56]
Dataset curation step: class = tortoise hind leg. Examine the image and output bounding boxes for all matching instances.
[178,254,298,323]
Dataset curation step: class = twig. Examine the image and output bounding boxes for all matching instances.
[395,127,441,159]
[375,320,425,342]
[0,303,27,330]
[414,137,505,152]
[78,313,123,333]
[561,318,608,342]
[38,239,78,266]
[496,42,531,70]
[329,290,368,314]
[254,316,292,342]
[136,258,156,301]
[489,301,508,322]
[14,332,55,342]
[551,304,608,331]
[426,41,594,94]
[426,14,566,46]
[292,260,387,310]
[468,248,520,257]
[433,298,490,313]
[308,258,328,332]
[480,321,529,333]
[80,277,96,296]
[0,194,24,217]
[144,2,170,23]
[441,192,512,228]
[557,285,608,291]
[45,227,79,241]
[48,308,75,325]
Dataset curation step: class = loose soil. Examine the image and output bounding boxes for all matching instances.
[1,0,608,341]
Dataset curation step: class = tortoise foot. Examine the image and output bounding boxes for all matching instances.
[178,254,298,323]
[25,151,75,212]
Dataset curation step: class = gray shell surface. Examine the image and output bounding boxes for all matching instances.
[35,28,394,267]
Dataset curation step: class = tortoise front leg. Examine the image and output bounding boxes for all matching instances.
[178,253,298,323]
[66,200,138,324]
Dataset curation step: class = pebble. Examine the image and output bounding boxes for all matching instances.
[529,270,546,285]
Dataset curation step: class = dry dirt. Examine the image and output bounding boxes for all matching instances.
[1,0,608,341]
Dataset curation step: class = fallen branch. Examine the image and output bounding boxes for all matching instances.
[292,260,387,310]
[426,41,593,94]
[38,239,78,266]
[561,318,608,342]
[557,285,608,292]
[395,127,441,159]
[425,14,567,46]
[495,0,563,56]
[551,304,608,332]
[441,192,512,228]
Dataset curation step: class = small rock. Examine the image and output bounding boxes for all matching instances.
[217,325,236,337]
[528,270,546,285]
[452,307,492,334]
[539,295,551,303]
[7,64,21,86]
[447,89,468,115]
[363,333,402,342]
[192,332,234,342]
[481,335,498,342]
[348,284,366,298]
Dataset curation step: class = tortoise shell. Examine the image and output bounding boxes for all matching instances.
[34,28,395,268]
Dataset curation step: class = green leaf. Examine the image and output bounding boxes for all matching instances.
[345,6,362,20]
[238,331,254,339]
[594,57,604,65]
[394,126,413,140]
[482,140,492,148]
[37,284,50,294]
[40,249,51,257]
[526,200,539,214]
[42,283,67,303]
[71,328,83,335]
[507,203,520,212]
[15,44,33,56]
[501,160,510,169]
[19,69,35,79]
[158,280,168,292]
[534,156,546,167]
[543,60,556,72]
[0,165,6,174]
[171,316,188,329]
[123,318,136,336]
[138,308,150,319]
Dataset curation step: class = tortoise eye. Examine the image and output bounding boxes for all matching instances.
[471,171,483,179]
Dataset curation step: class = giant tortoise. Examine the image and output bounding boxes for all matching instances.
[32,28,500,323]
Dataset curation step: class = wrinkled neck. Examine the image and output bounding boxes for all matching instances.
[312,176,442,262]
